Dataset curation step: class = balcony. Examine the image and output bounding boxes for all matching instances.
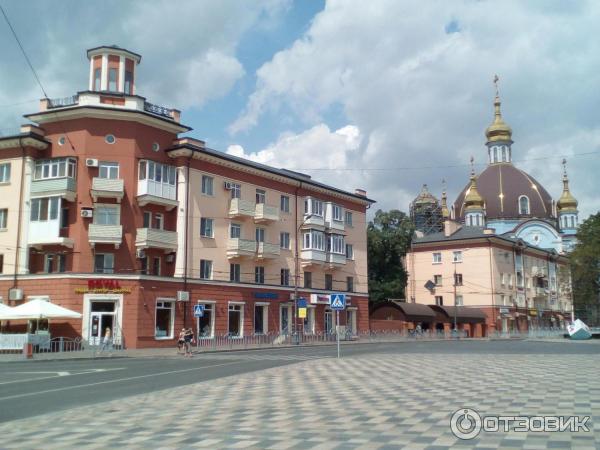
[88,224,123,248]
[31,178,76,202]
[254,204,279,223]
[256,242,280,259]
[301,214,325,228]
[91,177,124,202]
[229,199,255,219]
[227,238,256,259]
[136,228,178,251]
[137,180,178,210]
[301,249,327,267]
[327,252,346,267]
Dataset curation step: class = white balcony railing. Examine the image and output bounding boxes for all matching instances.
[301,249,327,266]
[254,204,279,222]
[88,224,123,247]
[227,238,258,258]
[327,252,346,266]
[229,199,255,218]
[136,228,178,251]
[91,177,125,202]
[137,180,177,210]
[256,242,280,259]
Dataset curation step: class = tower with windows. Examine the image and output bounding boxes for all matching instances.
[557,159,579,250]
[87,45,141,94]
[486,75,513,164]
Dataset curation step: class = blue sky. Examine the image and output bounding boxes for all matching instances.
[1,0,599,220]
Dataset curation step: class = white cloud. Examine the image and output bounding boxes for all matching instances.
[230,0,600,218]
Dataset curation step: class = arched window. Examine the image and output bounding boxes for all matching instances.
[570,216,575,228]
[518,196,530,215]
[501,146,506,162]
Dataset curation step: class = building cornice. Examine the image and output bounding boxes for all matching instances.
[0,133,49,150]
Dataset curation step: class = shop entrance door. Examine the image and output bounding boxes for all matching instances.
[89,301,116,345]
[280,305,292,335]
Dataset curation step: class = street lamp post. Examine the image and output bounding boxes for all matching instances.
[293,214,313,344]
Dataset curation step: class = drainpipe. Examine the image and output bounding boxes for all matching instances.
[293,182,302,343]
[487,238,496,334]
[11,137,26,301]
[183,156,191,328]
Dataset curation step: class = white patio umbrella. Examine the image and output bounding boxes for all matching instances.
[0,299,81,320]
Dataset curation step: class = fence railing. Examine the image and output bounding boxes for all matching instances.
[47,95,78,108]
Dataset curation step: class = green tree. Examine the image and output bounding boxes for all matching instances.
[571,212,600,325]
[367,209,414,303]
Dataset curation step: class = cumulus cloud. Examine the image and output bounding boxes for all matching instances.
[230,0,600,218]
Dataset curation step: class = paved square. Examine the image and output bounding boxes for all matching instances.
[0,342,599,449]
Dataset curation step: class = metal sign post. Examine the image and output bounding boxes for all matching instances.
[336,310,340,359]
[329,293,346,359]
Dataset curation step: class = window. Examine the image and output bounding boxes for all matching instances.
[58,136,66,146]
[280,232,290,249]
[137,160,176,186]
[519,196,530,215]
[30,198,59,222]
[94,254,114,274]
[143,211,151,228]
[501,295,508,306]
[94,204,119,226]
[434,274,443,286]
[152,142,160,152]
[303,229,325,250]
[501,273,506,287]
[0,163,10,183]
[152,257,161,276]
[305,198,323,216]
[255,189,266,204]
[93,68,101,90]
[108,68,117,91]
[328,234,345,254]
[452,251,463,263]
[454,273,463,286]
[34,158,76,180]
[228,304,243,337]
[230,223,241,239]
[98,162,119,179]
[345,211,353,226]
[58,254,66,273]
[0,208,7,229]
[255,227,265,243]
[124,70,133,94]
[230,183,241,199]
[280,195,290,213]
[44,254,54,273]
[435,296,443,306]
[254,305,268,335]
[347,276,354,292]
[456,295,464,306]
[345,244,354,260]
[198,303,214,338]
[516,271,523,287]
[332,204,343,221]
[105,134,116,144]
[325,274,333,290]
[153,213,163,230]
[0,254,3,273]
[60,208,69,228]
[255,266,265,284]
[433,252,442,263]
[155,300,174,338]
[200,218,214,237]
[509,274,514,288]
[201,175,214,195]
[281,268,290,286]
[140,256,148,275]
[304,271,312,288]
[230,263,241,282]
[200,260,212,279]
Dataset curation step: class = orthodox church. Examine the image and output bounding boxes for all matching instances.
[416,81,580,254]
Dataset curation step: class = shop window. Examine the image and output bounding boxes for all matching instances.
[197,303,214,338]
[228,304,243,337]
[254,305,268,335]
[155,300,174,339]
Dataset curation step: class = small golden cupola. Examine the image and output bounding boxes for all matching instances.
[557,159,578,212]
[464,158,485,211]
[441,182,450,219]
[485,75,513,144]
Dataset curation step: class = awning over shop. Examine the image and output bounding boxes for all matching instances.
[370,301,436,323]
[429,305,487,324]
[393,302,436,322]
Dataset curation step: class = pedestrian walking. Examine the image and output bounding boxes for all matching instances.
[177,328,186,354]
[184,327,194,357]
[98,327,113,355]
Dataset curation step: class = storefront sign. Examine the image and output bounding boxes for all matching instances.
[254,292,278,299]
[529,309,538,316]
[499,308,510,314]
[75,279,132,294]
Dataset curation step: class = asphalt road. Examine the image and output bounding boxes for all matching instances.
[0,340,597,423]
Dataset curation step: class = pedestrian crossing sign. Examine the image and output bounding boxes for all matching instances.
[194,304,205,318]
[329,294,346,310]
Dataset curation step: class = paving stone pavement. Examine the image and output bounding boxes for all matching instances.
[1,351,599,449]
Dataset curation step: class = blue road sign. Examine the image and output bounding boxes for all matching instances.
[194,304,205,318]
[329,293,346,310]
[297,298,307,308]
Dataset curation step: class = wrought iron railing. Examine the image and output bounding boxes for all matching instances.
[47,95,79,109]
[143,101,174,119]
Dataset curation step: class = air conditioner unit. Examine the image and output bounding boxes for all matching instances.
[80,208,93,218]
[177,290,189,302]
[8,288,23,301]
[224,181,233,190]
[135,249,146,259]
[85,158,99,167]
[165,254,175,263]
